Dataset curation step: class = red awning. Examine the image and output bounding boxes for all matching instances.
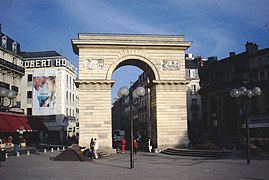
[0,112,48,133]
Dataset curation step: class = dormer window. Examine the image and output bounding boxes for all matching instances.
[12,42,17,53]
[2,36,7,48]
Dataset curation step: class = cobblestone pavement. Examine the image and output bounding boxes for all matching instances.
[1,151,269,180]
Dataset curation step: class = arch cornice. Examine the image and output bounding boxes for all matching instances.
[106,54,160,80]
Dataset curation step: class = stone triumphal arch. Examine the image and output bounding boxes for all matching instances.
[72,34,192,152]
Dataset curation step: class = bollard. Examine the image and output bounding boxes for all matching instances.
[57,147,60,151]
[16,152,20,157]
[233,147,237,151]
[5,153,8,159]
[222,146,226,150]
[27,151,30,155]
[36,149,39,154]
[51,148,54,152]
[44,149,47,153]
[62,147,65,150]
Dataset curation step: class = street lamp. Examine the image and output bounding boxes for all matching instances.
[117,86,146,169]
[230,86,262,164]
[0,87,17,111]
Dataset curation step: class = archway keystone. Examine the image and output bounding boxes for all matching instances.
[72,33,192,152]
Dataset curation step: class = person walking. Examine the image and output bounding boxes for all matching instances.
[13,134,19,156]
[121,137,126,153]
[134,138,139,154]
[94,138,98,159]
[89,138,95,159]
[148,138,153,153]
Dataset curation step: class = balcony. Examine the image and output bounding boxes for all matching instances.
[0,58,25,75]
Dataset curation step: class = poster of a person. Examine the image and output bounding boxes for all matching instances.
[33,76,56,107]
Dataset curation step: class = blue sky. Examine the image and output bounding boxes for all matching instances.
[1,0,269,99]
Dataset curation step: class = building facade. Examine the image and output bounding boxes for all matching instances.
[185,54,203,143]
[20,51,79,144]
[0,30,25,111]
[199,42,269,147]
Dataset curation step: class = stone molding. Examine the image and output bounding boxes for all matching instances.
[152,80,187,85]
[76,79,115,85]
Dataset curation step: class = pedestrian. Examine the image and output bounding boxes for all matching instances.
[89,138,95,159]
[148,138,152,153]
[121,137,126,153]
[94,138,98,159]
[13,134,19,156]
[134,138,139,154]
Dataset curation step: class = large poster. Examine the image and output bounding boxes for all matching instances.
[32,70,56,115]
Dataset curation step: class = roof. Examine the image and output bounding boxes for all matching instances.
[0,32,21,54]
[185,59,199,69]
[0,112,48,132]
[21,51,61,59]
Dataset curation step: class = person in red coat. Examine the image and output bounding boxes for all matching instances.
[134,139,139,154]
[121,137,126,153]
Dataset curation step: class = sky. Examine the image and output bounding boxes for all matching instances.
[1,0,269,99]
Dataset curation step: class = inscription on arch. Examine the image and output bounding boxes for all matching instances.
[161,60,180,71]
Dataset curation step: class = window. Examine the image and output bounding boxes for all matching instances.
[192,99,197,105]
[259,71,267,81]
[185,69,190,78]
[27,91,32,98]
[66,75,69,88]
[190,85,197,94]
[11,86,18,93]
[27,108,32,115]
[192,113,198,122]
[190,69,197,78]
[12,42,17,53]
[66,91,68,103]
[73,94,74,105]
[27,74,33,82]
[70,76,72,89]
[13,57,17,64]
[66,108,68,116]
[2,36,7,48]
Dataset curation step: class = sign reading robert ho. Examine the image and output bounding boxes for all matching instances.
[21,58,76,72]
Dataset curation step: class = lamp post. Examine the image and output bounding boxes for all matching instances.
[117,86,146,169]
[0,87,17,112]
[230,86,262,164]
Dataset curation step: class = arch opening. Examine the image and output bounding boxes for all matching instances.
[111,63,154,152]
[107,55,160,82]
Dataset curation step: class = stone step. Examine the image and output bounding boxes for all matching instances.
[161,148,233,158]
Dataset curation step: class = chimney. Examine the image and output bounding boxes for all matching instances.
[229,52,236,57]
[208,56,218,61]
[245,41,258,55]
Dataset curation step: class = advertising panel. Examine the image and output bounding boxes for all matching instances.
[32,70,56,115]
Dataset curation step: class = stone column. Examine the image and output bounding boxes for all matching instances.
[78,80,114,153]
[150,81,189,150]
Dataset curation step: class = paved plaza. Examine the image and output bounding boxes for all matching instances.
[1,150,269,180]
